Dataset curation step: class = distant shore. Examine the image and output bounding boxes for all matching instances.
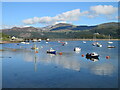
[50,39,120,41]
[0,41,20,44]
[0,39,119,44]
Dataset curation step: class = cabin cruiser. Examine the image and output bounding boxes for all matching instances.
[96,43,102,47]
[86,52,99,58]
[74,47,81,52]
[47,48,56,54]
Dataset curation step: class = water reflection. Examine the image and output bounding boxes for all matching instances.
[91,63,115,76]
[2,41,118,88]
[86,56,99,62]
[34,54,37,72]
[23,51,81,71]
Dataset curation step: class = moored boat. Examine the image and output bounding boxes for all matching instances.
[31,44,39,50]
[47,48,56,54]
[83,41,86,43]
[86,52,99,58]
[108,35,113,44]
[96,43,102,47]
[74,47,81,52]
[107,45,115,48]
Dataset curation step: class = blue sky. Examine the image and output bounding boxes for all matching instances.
[2,2,118,28]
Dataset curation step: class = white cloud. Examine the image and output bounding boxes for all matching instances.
[22,18,34,24]
[22,9,89,25]
[22,5,118,25]
[90,5,117,15]
[87,14,99,18]
[115,16,120,19]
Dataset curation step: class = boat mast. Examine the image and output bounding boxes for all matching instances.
[109,34,110,41]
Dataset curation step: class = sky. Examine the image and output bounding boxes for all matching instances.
[1,2,119,29]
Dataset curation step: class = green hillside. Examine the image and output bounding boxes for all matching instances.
[0,33,10,41]
[2,22,120,39]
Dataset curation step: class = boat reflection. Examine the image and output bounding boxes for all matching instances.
[34,54,37,72]
[23,52,81,71]
[86,56,99,62]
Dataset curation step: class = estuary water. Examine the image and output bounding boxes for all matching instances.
[1,40,119,88]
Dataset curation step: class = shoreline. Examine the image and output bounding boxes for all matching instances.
[0,39,119,44]
[50,39,120,41]
[0,41,20,44]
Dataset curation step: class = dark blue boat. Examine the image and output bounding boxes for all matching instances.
[47,48,56,54]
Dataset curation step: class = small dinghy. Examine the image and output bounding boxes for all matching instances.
[86,52,99,58]
[21,42,30,44]
[21,42,26,44]
[92,42,97,46]
[31,45,39,50]
[83,41,86,43]
[47,48,56,54]
[108,35,113,44]
[108,41,113,44]
[107,45,115,48]
[74,47,81,52]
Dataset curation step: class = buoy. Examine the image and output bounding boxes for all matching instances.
[82,54,84,57]
[59,52,63,55]
[35,51,38,53]
[106,56,110,59]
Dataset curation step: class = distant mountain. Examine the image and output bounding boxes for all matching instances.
[2,22,119,39]
[50,23,97,31]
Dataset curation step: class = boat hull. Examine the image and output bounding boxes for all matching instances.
[107,46,115,48]
[86,53,99,59]
[47,51,56,54]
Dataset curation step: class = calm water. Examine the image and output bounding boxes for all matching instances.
[1,40,119,88]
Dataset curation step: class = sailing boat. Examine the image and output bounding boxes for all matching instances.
[92,33,102,47]
[31,44,39,50]
[108,35,113,44]
[83,38,86,43]
[92,34,97,46]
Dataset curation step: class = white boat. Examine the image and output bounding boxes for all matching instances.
[65,42,68,44]
[96,42,102,47]
[25,42,30,44]
[47,48,56,54]
[86,52,99,58]
[74,47,81,52]
[32,39,37,42]
[46,38,50,42]
[107,45,115,48]
[21,42,30,44]
[92,34,97,46]
[92,42,97,46]
[21,42,25,44]
[108,35,113,44]
[83,41,86,43]
[38,39,41,42]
